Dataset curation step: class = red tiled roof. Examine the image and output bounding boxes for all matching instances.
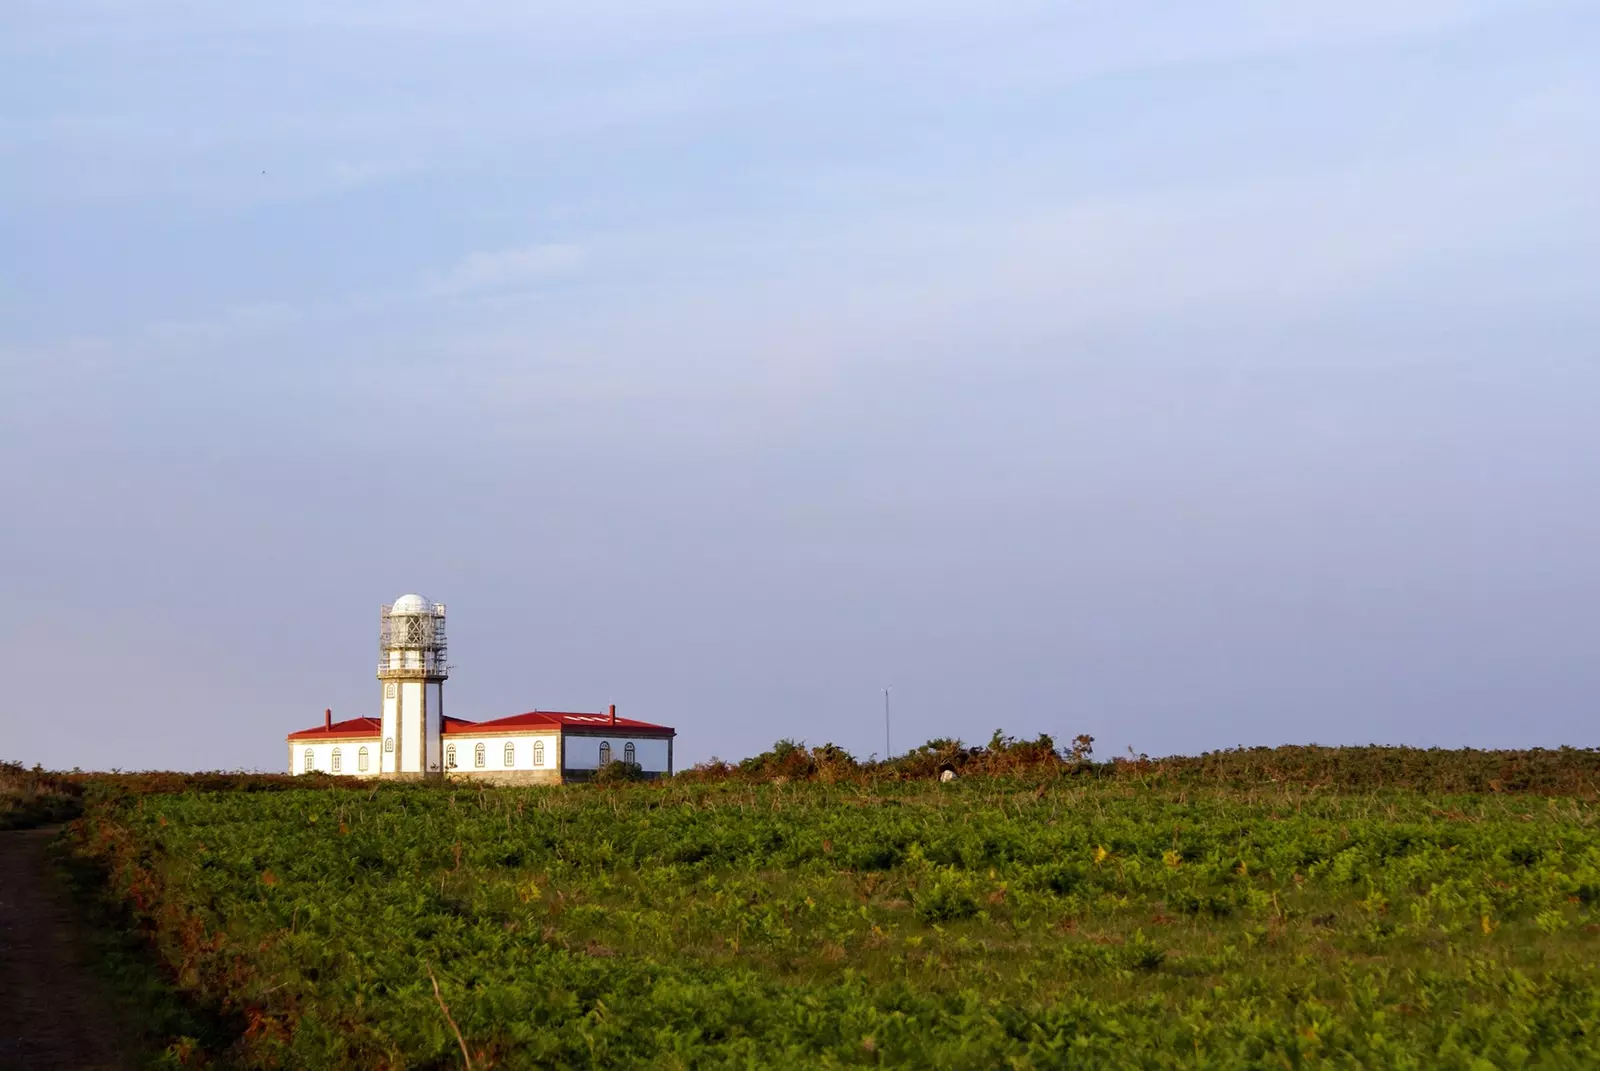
[288,711,674,742]
[286,716,382,741]
[445,711,675,737]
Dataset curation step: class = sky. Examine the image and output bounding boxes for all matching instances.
[3,1,1599,772]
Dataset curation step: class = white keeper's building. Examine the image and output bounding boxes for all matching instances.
[286,594,675,782]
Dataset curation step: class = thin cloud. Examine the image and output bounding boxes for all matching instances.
[425,244,587,297]
[434,107,1594,433]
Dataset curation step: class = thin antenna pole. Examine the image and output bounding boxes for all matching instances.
[883,686,892,760]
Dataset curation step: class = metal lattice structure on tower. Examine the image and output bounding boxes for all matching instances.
[378,595,449,679]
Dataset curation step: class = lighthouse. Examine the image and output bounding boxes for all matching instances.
[378,593,447,776]
[287,594,676,780]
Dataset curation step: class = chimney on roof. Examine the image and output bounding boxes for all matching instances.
[325,708,332,730]
[609,703,616,725]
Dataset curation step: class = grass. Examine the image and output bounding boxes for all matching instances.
[56,768,1600,1068]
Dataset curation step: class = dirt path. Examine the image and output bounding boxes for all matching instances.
[0,826,130,1071]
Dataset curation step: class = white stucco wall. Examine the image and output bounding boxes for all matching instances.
[292,728,671,776]
[425,681,443,773]
[562,734,671,773]
[399,681,425,773]
[294,739,380,776]
[380,681,399,774]
[443,733,559,772]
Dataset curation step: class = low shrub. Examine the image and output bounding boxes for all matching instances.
[595,760,648,784]
[0,759,83,829]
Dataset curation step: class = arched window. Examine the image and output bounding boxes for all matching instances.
[446,744,457,768]
[503,742,515,767]
[358,746,370,772]
[384,737,394,753]
[598,741,612,766]
[533,740,545,767]
[475,743,486,768]
[624,742,636,765]
[331,747,342,773]
[304,748,315,773]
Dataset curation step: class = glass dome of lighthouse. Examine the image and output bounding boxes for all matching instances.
[379,594,448,677]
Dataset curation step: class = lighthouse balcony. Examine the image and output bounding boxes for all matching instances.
[377,661,449,679]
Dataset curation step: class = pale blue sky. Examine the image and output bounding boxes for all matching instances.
[3,2,1599,771]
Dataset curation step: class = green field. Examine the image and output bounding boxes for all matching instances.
[63,760,1600,1069]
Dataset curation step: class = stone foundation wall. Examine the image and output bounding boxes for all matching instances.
[445,769,563,786]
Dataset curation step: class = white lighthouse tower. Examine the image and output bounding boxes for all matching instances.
[378,594,448,777]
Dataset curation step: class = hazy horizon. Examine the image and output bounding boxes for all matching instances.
[4,1,1599,772]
